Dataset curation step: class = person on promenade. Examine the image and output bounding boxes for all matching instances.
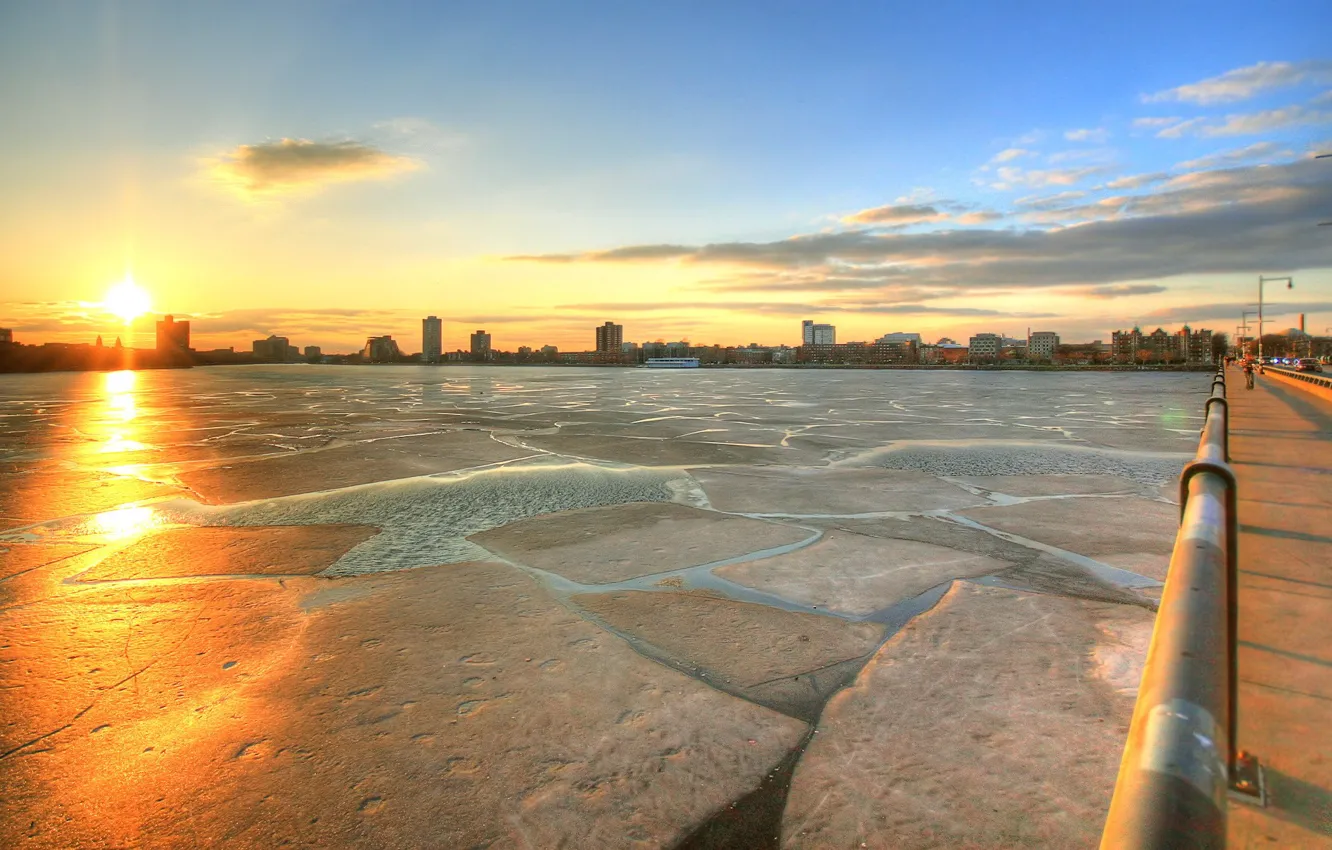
[1243,359,1255,389]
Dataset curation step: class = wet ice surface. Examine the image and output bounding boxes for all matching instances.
[0,366,1205,847]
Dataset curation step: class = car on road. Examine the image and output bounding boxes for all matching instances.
[1297,358,1324,373]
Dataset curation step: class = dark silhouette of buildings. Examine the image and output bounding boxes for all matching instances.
[470,330,492,360]
[156,315,190,352]
[423,316,443,363]
[362,336,402,362]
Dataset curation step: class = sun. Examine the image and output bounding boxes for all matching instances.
[104,277,152,324]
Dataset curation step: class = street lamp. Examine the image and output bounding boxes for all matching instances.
[1257,276,1294,361]
[1241,310,1257,357]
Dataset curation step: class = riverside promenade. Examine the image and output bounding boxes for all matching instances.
[1228,371,1332,846]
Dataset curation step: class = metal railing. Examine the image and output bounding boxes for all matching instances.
[1266,365,1332,390]
[1100,367,1263,849]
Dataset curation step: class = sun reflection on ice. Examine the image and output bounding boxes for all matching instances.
[88,506,161,540]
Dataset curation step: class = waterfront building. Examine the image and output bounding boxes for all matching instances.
[304,345,322,362]
[595,322,623,353]
[252,335,294,361]
[877,332,922,345]
[802,320,814,345]
[362,335,401,362]
[1028,331,1060,362]
[422,316,443,363]
[0,329,11,344]
[470,330,492,359]
[540,345,559,356]
[1111,326,1213,364]
[796,341,916,364]
[968,333,1002,362]
[155,315,190,352]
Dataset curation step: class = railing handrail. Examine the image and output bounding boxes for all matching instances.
[1100,366,1261,849]
[1266,364,1332,390]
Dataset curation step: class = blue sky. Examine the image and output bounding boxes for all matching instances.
[1,0,1330,350]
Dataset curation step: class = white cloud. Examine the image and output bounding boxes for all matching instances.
[1202,105,1332,136]
[1143,60,1332,104]
[1315,90,1332,106]
[993,165,1109,190]
[1176,141,1287,170]
[1156,117,1208,139]
[1103,172,1170,190]
[1133,117,1182,129]
[1065,128,1108,143]
[991,147,1032,163]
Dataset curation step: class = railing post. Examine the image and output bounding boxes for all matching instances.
[1100,365,1264,849]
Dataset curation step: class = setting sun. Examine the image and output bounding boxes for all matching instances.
[104,277,152,324]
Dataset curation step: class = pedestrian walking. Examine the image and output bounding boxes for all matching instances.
[1243,360,1255,389]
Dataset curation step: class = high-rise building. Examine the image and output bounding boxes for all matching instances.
[470,329,492,359]
[156,315,190,352]
[422,316,443,363]
[0,328,12,344]
[812,323,835,345]
[362,335,401,362]
[304,345,322,362]
[802,320,814,345]
[595,321,623,353]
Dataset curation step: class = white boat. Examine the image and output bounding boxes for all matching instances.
[644,357,701,368]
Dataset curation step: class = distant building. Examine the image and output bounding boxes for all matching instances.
[470,329,492,359]
[595,322,624,353]
[1110,326,1212,364]
[362,335,401,362]
[920,342,969,364]
[422,316,443,363]
[1028,331,1060,362]
[1,328,14,344]
[540,345,558,356]
[304,345,322,362]
[800,320,836,345]
[252,335,292,361]
[877,332,922,345]
[156,315,190,352]
[968,333,1002,361]
[517,345,533,356]
[796,341,916,364]
[621,341,639,354]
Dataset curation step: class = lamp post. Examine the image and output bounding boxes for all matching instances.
[1257,276,1294,361]
[1241,310,1257,358]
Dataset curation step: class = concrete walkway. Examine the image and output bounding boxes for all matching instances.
[1226,370,1332,846]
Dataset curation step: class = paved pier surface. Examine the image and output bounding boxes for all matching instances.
[1227,371,1332,847]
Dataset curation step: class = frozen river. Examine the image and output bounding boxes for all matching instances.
[0,365,1206,847]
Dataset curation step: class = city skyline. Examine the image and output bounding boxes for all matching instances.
[2,3,1331,351]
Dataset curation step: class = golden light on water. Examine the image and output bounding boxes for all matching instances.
[104,276,152,324]
[105,370,138,423]
[88,505,160,540]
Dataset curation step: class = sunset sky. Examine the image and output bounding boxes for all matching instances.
[2,1,1331,353]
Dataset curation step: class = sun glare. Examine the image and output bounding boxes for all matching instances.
[104,277,152,324]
